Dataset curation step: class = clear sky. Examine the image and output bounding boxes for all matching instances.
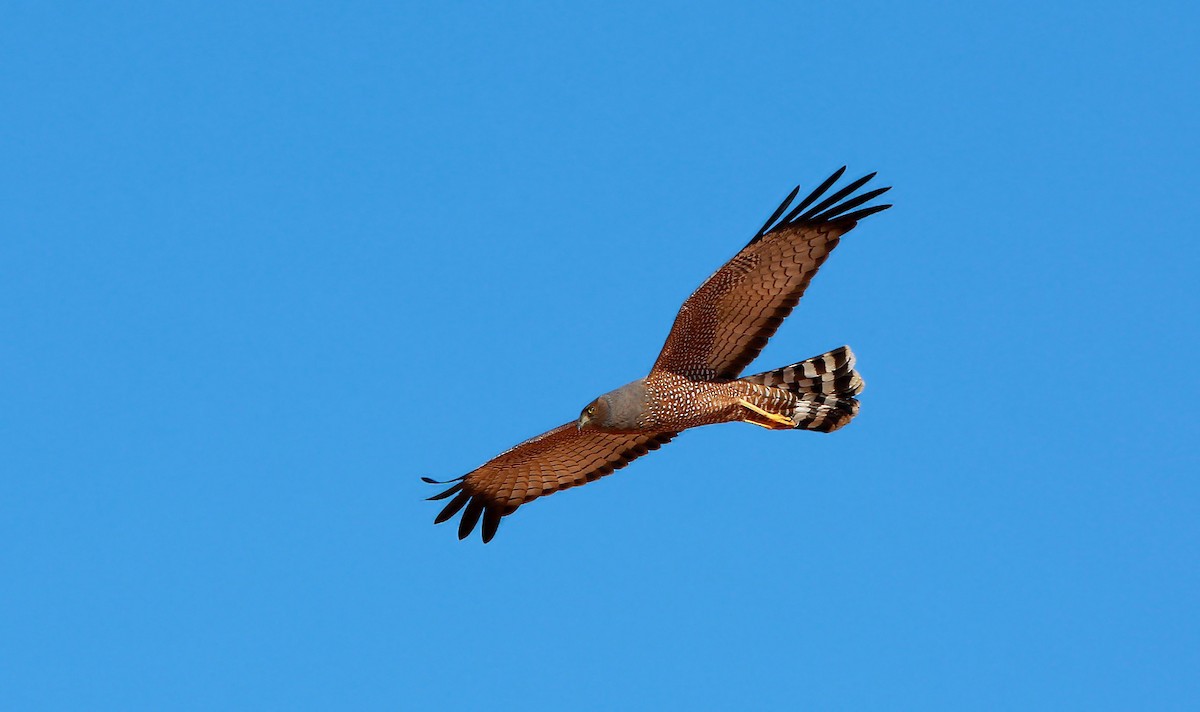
[3,2,1198,710]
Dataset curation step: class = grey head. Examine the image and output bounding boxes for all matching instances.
[578,379,649,432]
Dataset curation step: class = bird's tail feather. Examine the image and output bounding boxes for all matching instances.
[740,346,864,432]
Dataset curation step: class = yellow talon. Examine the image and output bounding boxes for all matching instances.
[738,399,797,429]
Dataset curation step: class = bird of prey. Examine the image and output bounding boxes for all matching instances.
[425,167,891,542]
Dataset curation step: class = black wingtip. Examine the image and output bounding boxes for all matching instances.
[434,491,471,524]
[753,167,891,239]
[785,167,847,221]
[481,508,501,543]
[834,203,892,224]
[426,482,464,501]
[458,499,485,540]
[812,185,892,222]
[754,184,801,238]
[799,171,876,221]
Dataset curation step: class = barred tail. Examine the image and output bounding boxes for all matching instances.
[741,346,864,433]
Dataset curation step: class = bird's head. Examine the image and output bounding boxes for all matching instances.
[577,380,648,432]
[577,399,606,431]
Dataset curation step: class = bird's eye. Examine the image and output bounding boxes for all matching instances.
[586,405,596,416]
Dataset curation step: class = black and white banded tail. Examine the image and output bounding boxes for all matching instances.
[741,346,865,433]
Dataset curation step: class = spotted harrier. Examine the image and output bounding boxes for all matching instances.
[425,167,891,542]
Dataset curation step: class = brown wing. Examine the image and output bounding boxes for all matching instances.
[425,424,677,542]
[651,168,891,381]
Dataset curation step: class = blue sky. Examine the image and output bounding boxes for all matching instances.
[2,2,1198,709]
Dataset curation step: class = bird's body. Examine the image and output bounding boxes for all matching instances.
[642,373,751,430]
[596,373,747,432]
[425,167,891,542]
[598,373,840,432]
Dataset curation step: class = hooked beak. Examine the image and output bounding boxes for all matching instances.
[578,413,591,431]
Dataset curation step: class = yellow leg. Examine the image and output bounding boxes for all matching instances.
[738,399,797,429]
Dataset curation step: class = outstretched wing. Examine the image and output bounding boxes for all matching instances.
[651,168,891,381]
[425,424,677,542]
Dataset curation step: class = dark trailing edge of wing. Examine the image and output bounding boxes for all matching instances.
[751,167,892,244]
[424,431,678,543]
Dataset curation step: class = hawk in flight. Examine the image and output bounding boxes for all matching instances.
[425,167,891,542]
